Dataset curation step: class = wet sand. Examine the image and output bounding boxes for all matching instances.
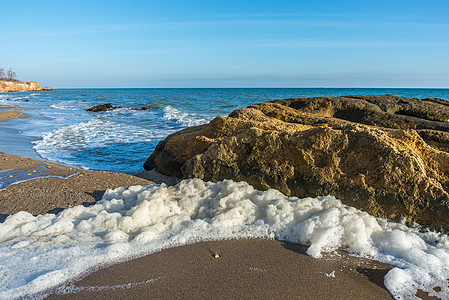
[47,239,393,300]
[0,152,154,221]
[0,104,29,122]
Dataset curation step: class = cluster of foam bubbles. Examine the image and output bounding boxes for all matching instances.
[1,179,448,299]
[162,105,209,127]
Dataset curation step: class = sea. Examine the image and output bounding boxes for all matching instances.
[1,87,449,174]
[1,88,449,300]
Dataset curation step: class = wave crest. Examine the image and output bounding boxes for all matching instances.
[162,105,208,127]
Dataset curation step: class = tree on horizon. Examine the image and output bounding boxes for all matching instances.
[0,67,18,81]
[7,68,17,81]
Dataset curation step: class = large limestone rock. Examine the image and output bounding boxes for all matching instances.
[0,80,50,92]
[145,95,449,229]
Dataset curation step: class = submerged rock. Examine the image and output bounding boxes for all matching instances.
[145,95,449,229]
[87,103,115,112]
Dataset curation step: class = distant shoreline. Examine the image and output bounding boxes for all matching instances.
[33,86,449,90]
[0,80,50,92]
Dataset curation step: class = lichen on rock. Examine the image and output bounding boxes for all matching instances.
[144,95,449,229]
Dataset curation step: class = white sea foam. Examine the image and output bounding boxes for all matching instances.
[162,105,208,127]
[32,118,165,160]
[11,96,31,101]
[0,166,79,191]
[0,179,448,299]
[50,101,84,110]
[323,270,336,278]
[0,94,28,104]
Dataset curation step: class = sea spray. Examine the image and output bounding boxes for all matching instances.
[0,179,448,299]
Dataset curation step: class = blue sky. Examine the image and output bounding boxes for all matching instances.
[2,0,449,88]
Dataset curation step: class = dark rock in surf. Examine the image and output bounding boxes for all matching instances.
[87,103,115,112]
[145,94,449,229]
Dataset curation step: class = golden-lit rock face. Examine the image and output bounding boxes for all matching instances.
[145,95,449,229]
[0,80,50,92]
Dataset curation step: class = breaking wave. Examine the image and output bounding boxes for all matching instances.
[162,105,208,127]
[32,118,165,171]
[34,119,159,151]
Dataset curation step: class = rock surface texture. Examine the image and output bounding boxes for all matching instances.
[145,95,449,229]
[0,80,50,92]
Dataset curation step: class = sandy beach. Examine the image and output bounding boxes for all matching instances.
[47,239,393,300]
[0,103,394,299]
[0,104,29,122]
[0,153,397,300]
[0,152,153,220]
[2,0,449,295]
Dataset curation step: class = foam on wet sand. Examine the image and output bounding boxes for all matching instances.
[0,152,153,221]
[1,179,448,299]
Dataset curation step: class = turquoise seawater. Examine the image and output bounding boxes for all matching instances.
[1,88,448,174]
